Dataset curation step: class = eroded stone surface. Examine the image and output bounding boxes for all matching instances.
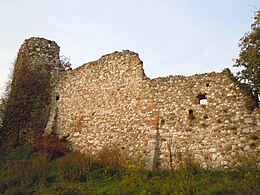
[54,49,259,170]
[11,37,260,170]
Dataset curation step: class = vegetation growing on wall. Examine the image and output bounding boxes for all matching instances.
[1,52,52,149]
[0,37,66,150]
[0,101,4,147]
[0,64,14,147]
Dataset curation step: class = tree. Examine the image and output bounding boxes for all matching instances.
[234,10,260,101]
[0,66,13,147]
[60,55,72,70]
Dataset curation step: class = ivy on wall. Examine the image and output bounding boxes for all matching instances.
[1,39,59,149]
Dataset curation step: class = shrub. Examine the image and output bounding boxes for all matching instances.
[0,146,259,194]
[119,159,148,194]
[7,146,31,161]
[96,145,124,171]
[1,152,49,194]
[55,152,92,183]
[31,134,70,159]
[50,181,87,195]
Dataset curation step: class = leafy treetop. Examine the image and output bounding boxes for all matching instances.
[234,9,260,100]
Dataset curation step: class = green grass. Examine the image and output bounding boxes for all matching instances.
[0,147,259,194]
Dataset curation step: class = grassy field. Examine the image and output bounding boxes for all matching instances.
[0,139,259,195]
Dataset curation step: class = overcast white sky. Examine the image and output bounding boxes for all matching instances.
[0,0,260,96]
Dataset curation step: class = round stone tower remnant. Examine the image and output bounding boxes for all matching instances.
[2,37,62,147]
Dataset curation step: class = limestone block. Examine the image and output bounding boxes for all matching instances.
[245,118,254,124]
[73,132,80,137]
[242,128,250,133]
[212,154,218,161]
[209,148,217,153]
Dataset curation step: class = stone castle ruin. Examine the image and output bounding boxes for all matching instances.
[5,37,260,170]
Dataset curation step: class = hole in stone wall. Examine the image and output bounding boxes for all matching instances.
[197,93,208,105]
[161,119,165,126]
[188,109,195,120]
[48,41,52,47]
[206,83,209,87]
[203,114,209,119]
[56,95,60,101]
[199,98,208,104]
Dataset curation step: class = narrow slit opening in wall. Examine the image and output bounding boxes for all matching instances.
[197,94,208,105]
[188,109,195,120]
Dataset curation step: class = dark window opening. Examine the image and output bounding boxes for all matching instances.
[188,109,195,120]
[206,83,210,87]
[197,93,208,105]
[161,119,165,126]
[56,95,60,101]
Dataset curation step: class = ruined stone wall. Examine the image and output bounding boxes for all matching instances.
[8,37,259,168]
[56,49,259,169]
[57,50,159,169]
[152,72,260,169]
